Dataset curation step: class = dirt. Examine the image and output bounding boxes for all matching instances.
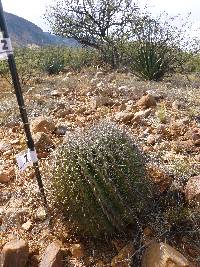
[0,69,200,266]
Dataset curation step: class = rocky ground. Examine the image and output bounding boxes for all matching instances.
[0,68,200,266]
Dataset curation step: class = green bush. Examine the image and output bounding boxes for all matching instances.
[128,41,176,80]
[182,53,200,73]
[39,46,100,74]
[0,47,41,85]
[63,48,100,71]
[124,13,194,81]
[51,121,153,236]
[40,46,65,75]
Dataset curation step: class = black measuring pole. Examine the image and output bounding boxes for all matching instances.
[0,0,48,209]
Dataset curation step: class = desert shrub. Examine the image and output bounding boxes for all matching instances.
[50,121,153,236]
[183,53,200,73]
[39,46,100,74]
[40,46,65,75]
[128,41,176,80]
[0,47,41,85]
[148,187,200,252]
[45,0,139,69]
[0,46,101,82]
[63,47,100,71]
[124,13,196,81]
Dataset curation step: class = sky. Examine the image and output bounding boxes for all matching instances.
[1,0,200,33]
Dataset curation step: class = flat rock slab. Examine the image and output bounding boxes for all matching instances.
[142,242,189,267]
[39,241,64,267]
[1,239,29,267]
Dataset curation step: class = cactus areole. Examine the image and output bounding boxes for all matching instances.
[0,1,48,209]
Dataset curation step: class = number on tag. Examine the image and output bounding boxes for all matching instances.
[1,39,8,50]
[16,149,38,171]
[0,38,13,59]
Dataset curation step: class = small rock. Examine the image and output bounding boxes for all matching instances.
[0,142,12,153]
[50,90,63,97]
[56,109,73,118]
[146,90,164,101]
[132,108,152,122]
[136,94,157,109]
[185,176,200,203]
[31,116,56,134]
[172,100,182,110]
[10,139,20,145]
[35,206,47,221]
[1,239,29,267]
[0,168,14,183]
[118,85,129,94]
[22,220,32,231]
[115,111,135,123]
[34,132,55,153]
[39,241,64,267]
[54,125,69,136]
[69,243,85,258]
[142,242,189,267]
[146,135,156,145]
[111,242,135,267]
[2,208,29,230]
[156,124,168,134]
[91,96,114,109]
[192,132,200,146]
[147,165,172,193]
[53,103,72,115]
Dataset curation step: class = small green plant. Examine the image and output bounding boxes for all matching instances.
[156,102,167,123]
[40,46,65,75]
[51,121,153,236]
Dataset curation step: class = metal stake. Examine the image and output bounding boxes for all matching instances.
[0,0,48,209]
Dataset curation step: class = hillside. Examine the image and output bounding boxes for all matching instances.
[4,12,78,47]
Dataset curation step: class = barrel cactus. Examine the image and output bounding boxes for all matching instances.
[51,121,153,236]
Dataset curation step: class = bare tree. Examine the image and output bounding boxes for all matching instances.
[45,0,139,67]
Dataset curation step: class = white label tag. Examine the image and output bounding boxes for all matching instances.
[16,149,38,171]
[0,38,13,60]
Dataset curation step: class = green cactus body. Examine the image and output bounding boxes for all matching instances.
[51,121,153,236]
